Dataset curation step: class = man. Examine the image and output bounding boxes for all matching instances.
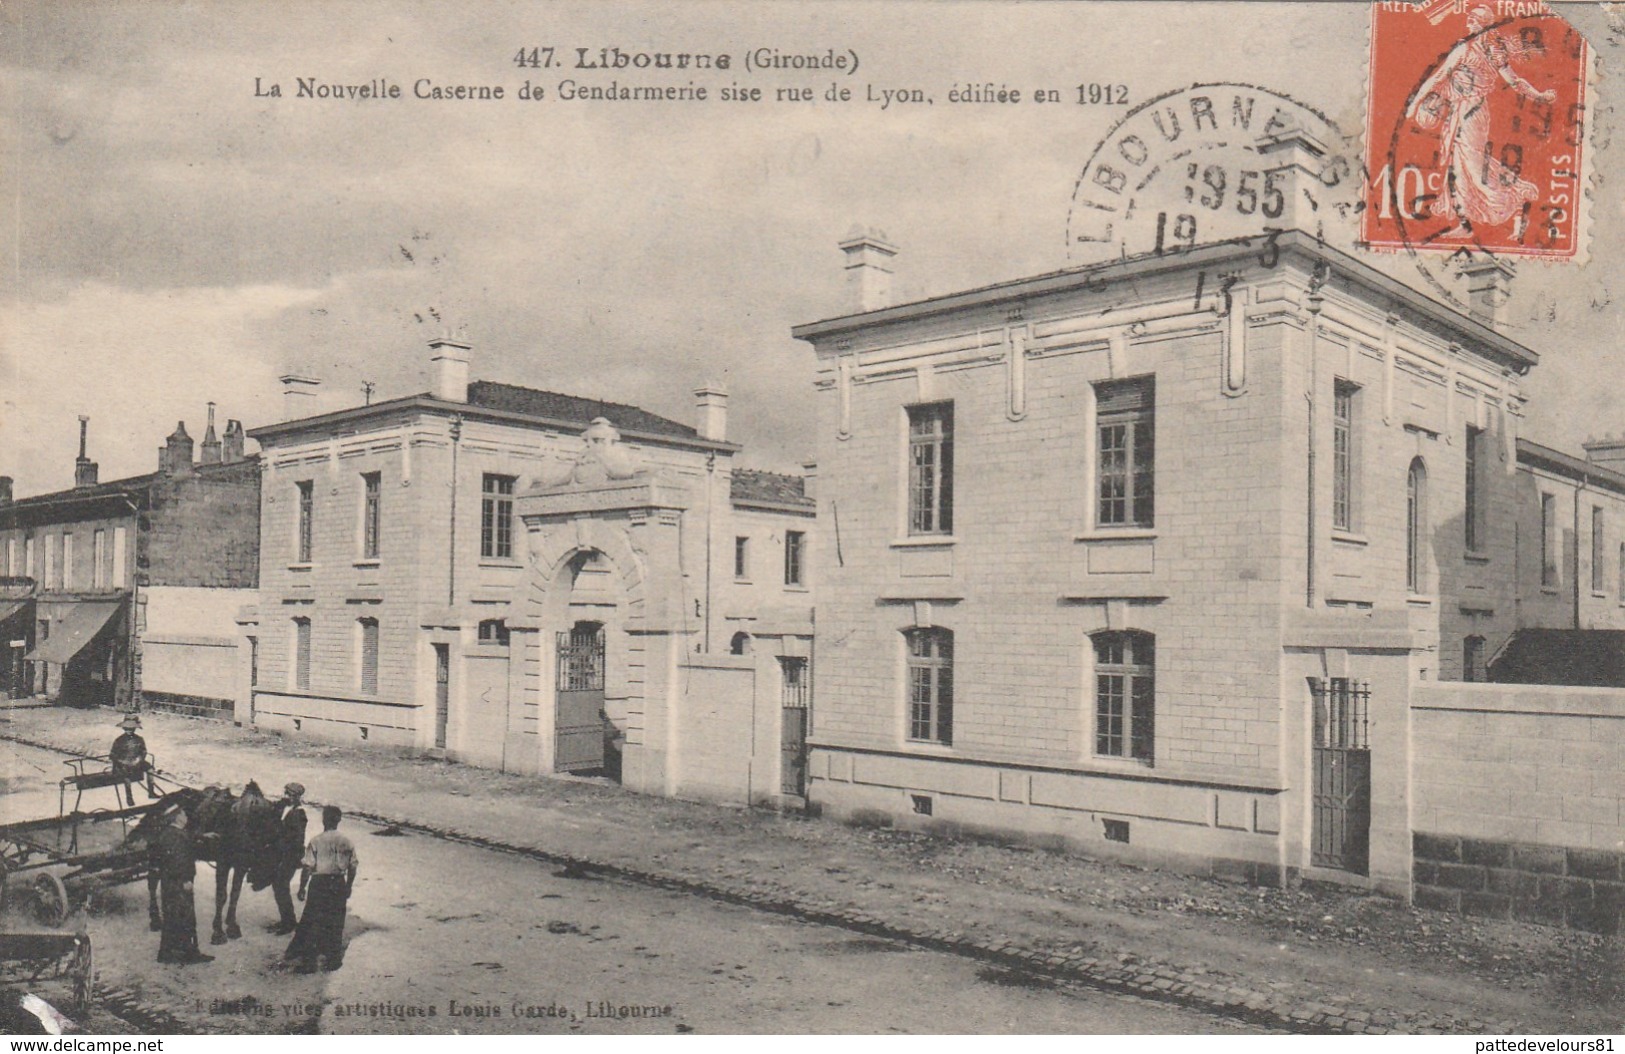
[268,782,308,936]
[153,808,213,965]
[283,805,358,973]
[109,714,155,807]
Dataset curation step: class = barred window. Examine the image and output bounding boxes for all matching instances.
[296,480,314,563]
[905,627,953,745]
[907,403,954,535]
[478,618,510,646]
[1093,630,1155,762]
[1096,377,1155,528]
[362,472,382,559]
[1333,381,1359,532]
[481,474,516,559]
[293,617,312,691]
[359,617,379,695]
[779,656,810,709]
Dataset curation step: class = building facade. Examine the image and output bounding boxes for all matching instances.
[241,339,814,805]
[792,228,1543,894]
[0,409,258,715]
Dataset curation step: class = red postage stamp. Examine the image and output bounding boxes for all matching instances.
[1362,0,1588,259]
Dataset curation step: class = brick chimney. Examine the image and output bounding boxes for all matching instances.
[693,384,728,442]
[838,226,897,313]
[0,477,12,505]
[280,374,320,422]
[222,419,246,463]
[160,421,194,476]
[74,415,99,488]
[1458,256,1515,329]
[199,402,222,465]
[1583,434,1625,473]
[429,336,471,403]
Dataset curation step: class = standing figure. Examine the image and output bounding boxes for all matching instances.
[269,782,308,936]
[1407,5,1558,239]
[283,805,359,973]
[154,809,213,965]
[109,714,154,807]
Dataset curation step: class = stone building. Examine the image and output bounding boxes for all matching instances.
[791,227,1541,894]
[240,339,814,806]
[0,408,259,714]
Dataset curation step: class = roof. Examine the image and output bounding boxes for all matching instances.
[0,456,260,525]
[1516,439,1625,497]
[249,380,735,452]
[730,468,814,511]
[1490,629,1625,688]
[791,229,1539,375]
[465,381,697,441]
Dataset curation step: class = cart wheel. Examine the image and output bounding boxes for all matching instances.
[33,872,69,926]
[70,934,94,1015]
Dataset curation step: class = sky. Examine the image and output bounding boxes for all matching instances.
[2,0,1622,496]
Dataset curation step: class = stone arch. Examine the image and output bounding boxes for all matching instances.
[525,517,650,628]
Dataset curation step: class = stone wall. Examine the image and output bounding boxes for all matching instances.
[1412,833,1624,935]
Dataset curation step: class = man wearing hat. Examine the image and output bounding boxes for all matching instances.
[269,781,308,935]
[109,714,155,807]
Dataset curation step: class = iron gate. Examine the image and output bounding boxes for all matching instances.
[778,656,810,796]
[1310,677,1371,874]
[555,622,606,773]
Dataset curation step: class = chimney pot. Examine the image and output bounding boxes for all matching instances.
[1458,256,1515,329]
[74,416,99,488]
[200,402,222,465]
[800,459,817,502]
[838,226,898,313]
[428,337,471,404]
[0,477,12,505]
[162,421,194,476]
[222,419,246,463]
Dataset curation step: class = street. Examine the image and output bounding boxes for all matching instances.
[0,736,1250,1035]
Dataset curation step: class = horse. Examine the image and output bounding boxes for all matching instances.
[130,781,284,945]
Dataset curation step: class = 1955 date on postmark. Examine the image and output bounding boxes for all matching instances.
[1362,0,1588,260]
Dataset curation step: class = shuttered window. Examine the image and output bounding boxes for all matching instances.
[294,617,312,691]
[359,617,379,694]
[297,481,315,563]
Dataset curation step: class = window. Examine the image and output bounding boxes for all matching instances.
[362,472,382,560]
[734,536,750,580]
[1593,506,1606,594]
[907,403,954,535]
[3,538,12,576]
[358,617,379,694]
[93,530,107,590]
[1407,459,1428,594]
[248,635,258,687]
[61,533,73,590]
[784,530,805,586]
[1093,631,1155,762]
[111,527,127,587]
[44,534,57,589]
[905,627,953,745]
[477,618,510,646]
[1463,635,1486,683]
[1333,381,1359,531]
[481,474,515,559]
[1464,425,1484,551]
[1096,376,1155,528]
[1540,493,1558,587]
[779,656,810,709]
[293,617,312,690]
[23,536,34,580]
[1619,543,1625,601]
[296,480,314,563]
[729,631,752,655]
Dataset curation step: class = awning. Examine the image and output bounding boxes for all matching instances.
[26,600,123,665]
[0,598,30,625]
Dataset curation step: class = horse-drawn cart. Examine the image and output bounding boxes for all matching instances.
[0,930,93,1016]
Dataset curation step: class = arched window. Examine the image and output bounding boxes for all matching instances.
[1407,458,1428,595]
[729,631,752,656]
[1092,631,1155,762]
[904,627,953,745]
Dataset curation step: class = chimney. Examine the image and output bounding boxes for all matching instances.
[801,460,817,502]
[693,384,729,442]
[1257,124,1330,239]
[160,421,194,476]
[838,226,898,313]
[1583,434,1625,473]
[74,415,99,488]
[0,477,12,505]
[1458,256,1515,329]
[200,402,222,465]
[280,374,321,422]
[222,419,246,463]
[428,336,471,403]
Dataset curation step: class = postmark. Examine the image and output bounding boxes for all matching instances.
[1362,1,1589,265]
[1067,82,1365,266]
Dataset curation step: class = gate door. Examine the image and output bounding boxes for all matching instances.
[778,656,810,795]
[555,622,606,773]
[1310,677,1371,874]
[433,643,450,749]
